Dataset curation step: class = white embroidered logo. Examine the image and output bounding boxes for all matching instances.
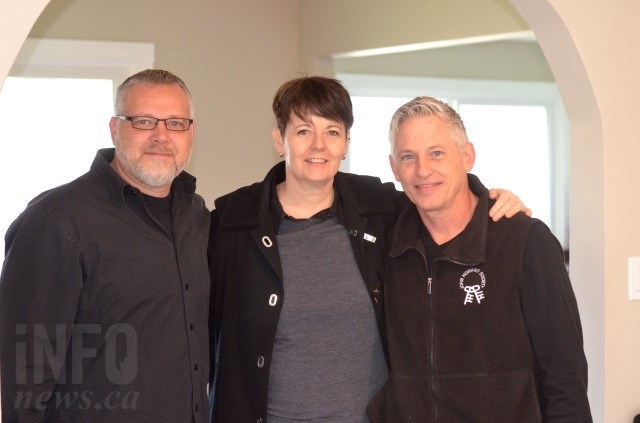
[459,267,486,305]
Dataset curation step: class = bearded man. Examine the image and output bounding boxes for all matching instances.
[0,69,210,422]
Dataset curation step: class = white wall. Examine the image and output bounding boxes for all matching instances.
[525,1,640,421]
[300,0,530,68]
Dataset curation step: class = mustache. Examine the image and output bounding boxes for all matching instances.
[144,146,176,156]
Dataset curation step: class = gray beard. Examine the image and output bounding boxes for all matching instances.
[115,149,184,188]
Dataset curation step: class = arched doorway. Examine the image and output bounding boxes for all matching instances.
[509,1,604,420]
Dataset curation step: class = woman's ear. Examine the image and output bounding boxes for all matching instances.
[272,127,284,157]
[344,130,351,157]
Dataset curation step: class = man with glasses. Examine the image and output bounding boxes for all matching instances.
[0,69,210,422]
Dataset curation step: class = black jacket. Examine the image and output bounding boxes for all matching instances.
[367,174,591,423]
[208,162,402,422]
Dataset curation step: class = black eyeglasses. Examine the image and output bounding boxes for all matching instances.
[116,115,193,131]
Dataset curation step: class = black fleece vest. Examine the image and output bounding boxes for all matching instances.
[370,206,542,423]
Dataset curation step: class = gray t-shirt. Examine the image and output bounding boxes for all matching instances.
[268,216,387,422]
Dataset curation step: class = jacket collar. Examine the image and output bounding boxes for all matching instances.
[389,173,489,265]
[214,161,396,229]
[214,162,281,229]
[335,169,396,218]
[91,148,197,205]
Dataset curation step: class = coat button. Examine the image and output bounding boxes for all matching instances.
[257,355,265,368]
[262,236,273,247]
[268,294,278,306]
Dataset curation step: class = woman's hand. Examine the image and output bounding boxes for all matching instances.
[488,188,532,221]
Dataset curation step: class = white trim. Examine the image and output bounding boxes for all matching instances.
[332,30,535,59]
[337,73,560,104]
[10,38,154,85]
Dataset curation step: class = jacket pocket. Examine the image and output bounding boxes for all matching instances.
[437,368,542,422]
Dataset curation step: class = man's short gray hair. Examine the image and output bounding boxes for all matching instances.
[389,96,468,152]
[114,69,194,117]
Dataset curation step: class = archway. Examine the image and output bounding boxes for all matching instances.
[0,0,49,91]
[509,1,604,420]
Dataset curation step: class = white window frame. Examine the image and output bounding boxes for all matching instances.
[337,72,569,248]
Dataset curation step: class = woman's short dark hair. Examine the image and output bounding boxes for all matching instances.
[272,76,354,135]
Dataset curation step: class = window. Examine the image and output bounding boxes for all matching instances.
[338,73,569,248]
[0,39,154,264]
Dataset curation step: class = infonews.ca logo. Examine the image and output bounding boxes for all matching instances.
[14,390,140,411]
[13,323,140,411]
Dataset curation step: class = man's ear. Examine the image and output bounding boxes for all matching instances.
[463,142,476,172]
[109,116,118,147]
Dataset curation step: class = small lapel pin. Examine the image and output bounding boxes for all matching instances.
[363,233,377,243]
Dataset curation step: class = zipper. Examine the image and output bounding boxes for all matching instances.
[393,243,477,422]
[428,277,438,422]
[397,246,476,422]
[422,255,438,422]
